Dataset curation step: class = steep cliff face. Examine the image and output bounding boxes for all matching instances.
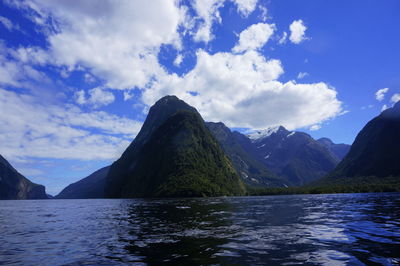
[328,102,400,179]
[56,166,110,199]
[0,155,47,200]
[104,96,245,198]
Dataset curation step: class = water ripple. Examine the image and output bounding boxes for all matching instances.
[0,193,399,265]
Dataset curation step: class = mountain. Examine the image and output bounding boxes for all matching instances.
[105,96,245,198]
[317,138,350,161]
[328,102,400,180]
[105,95,198,197]
[56,166,110,199]
[247,126,340,185]
[206,122,288,187]
[0,155,47,200]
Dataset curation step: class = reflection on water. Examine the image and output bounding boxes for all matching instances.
[0,193,399,265]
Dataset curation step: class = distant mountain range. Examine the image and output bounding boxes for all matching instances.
[206,122,286,187]
[56,96,351,199]
[5,95,398,200]
[0,155,47,200]
[104,96,245,198]
[244,126,350,185]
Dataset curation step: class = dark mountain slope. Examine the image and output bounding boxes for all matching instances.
[248,127,340,185]
[0,155,47,200]
[206,122,288,187]
[56,166,110,199]
[317,138,350,161]
[105,96,197,198]
[105,96,245,198]
[328,102,400,179]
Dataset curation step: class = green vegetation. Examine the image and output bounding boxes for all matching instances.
[247,175,400,196]
[120,110,246,197]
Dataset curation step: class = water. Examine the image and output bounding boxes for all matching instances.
[0,193,399,265]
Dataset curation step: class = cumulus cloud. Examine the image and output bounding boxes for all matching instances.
[289,20,307,44]
[390,93,400,103]
[233,0,258,16]
[0,88,142,161]
[9,0,184,90]
[4,1,343,134]
[375,88,389,101]
[192,0,225,43]
[192,0,258,43]
[232,23,275,53]
[143,49,342,130]
[75,87,115,108]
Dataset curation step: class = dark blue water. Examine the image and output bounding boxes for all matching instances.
[0,193,399,265]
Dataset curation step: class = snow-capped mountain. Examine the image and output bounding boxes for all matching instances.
[244,126,350,185]
[247,126,282,141]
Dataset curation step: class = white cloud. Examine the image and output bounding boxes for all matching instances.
[310,124,321,131]
[88,87,115,107]
[258,5,268,21]
[174,54,183,66]
[375,88,389,101]
[278,32,287,44]
[390,93,400,103]
[84,73,96,83]
[143,49,342,130]
[123,91,135,101]
[289,20,307,44]
[0,51,51,89]
[232,23,275,53]
[0,88,142,161]
[192,0,225,43]
[297,72,309,79]
[75,90,86,105]
[381,104,388,111]
[10,0,184,90]
[233,0,258,16]
[192,0,258,43]
[75,87,115,108]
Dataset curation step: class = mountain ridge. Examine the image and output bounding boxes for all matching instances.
[105,96,245,198]
[0,154,47,200]
[327,102,400,180]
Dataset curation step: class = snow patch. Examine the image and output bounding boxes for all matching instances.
[257,144,266,149]
[264,154,270,159]
[287,132,295,137]
[247,126,280,141]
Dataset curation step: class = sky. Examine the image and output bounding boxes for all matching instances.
[0,0,399,195]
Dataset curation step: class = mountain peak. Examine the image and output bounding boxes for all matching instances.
[105,96,245,198]
[317,137,334,146]
[155,95,180,104]
[247,126,288,141]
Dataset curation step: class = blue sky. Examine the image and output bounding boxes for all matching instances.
[0,0,399,195]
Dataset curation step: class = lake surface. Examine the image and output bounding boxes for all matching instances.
[0,193,399,265]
